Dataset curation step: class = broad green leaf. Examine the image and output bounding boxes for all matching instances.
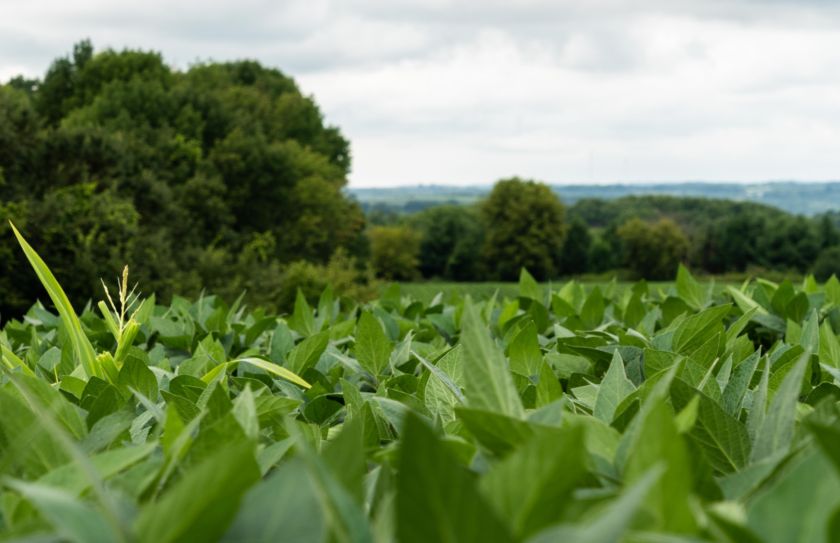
[134,441,260,543]
[820,320,840,369]
[222,457,325,543]
[676,264,707,310]
[670,379,750,473]
[118,355,158,402]
[623,397,696,533]
[672,304,731,355]
[479,424,587,538]
[593,351,636,423]
[747,451,840,543]
[288,289,316,335]
[527,465,664,543]
[581,287,605,329]
[508,319,543,377]
[750,354,808,463]
[38,443,156,496]
[722,350,760,416]
[518,268,542,301]
[397,413,515,543]
[355,311,392,376]
[285,331,329,375]
[5,479,122,543]
[460,298,524,418]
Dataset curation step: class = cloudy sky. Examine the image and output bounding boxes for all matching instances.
[2,0,840,187]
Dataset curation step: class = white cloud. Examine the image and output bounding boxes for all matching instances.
[2,0,840,186]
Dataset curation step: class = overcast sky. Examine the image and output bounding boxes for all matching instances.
[2,0,840,187]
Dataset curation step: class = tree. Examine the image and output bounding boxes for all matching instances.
[0,41,365,315]
[813,246,840,281]
[617,218,688,280]
[480,178,567,281]
[369,226,421,281]
[412,205,484,280]
[559,218,591,275]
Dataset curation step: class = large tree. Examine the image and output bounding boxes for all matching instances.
[480,178,567,281]
[0,41,364,314]
[411,205,484,280]
[617,217,689,280]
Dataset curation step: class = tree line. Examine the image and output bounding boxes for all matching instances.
[367,180,840,283]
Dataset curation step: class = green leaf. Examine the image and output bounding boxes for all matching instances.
[672,304,731,355]
[285,331,329,376]
[527,465,664,543]
[5,479,123,543]
[581,287,605,329]
[222,457,325,543]
[288,289,316,335]
[38,443,156,496]
[799,309,819,354]
[11,223,101,379]
[623,397,696,533]
[355,311,392,376]
[118,354,158,402]
[750,353,808,463]
[397,413,515,543]
[480,424,587,538]
[820,320,840,369]
[518,268,542,301]
[134,441,260,543]
[722,350,760,416]
[671,379,751,473]
[508,319,543,377]
[676,264,707,310]
[593,351,636,423]
[460,298,524,418]
[747,451,840,543]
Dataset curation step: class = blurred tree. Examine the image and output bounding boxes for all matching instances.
[412,205,484,280]
[480,178,567,281]
[813,246,840,281]
[560,218,591,275]
[369,226,421,281]
[617,218,688,280]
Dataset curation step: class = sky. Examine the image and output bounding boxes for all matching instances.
[2,1,840,187]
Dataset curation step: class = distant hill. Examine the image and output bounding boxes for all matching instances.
[349,181,840,216]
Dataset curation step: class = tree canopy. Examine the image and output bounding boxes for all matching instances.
[480,178,567,281]
[0,40,364,315]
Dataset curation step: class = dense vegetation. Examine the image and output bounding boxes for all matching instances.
[0,41,368,316]
[4,228,840,541]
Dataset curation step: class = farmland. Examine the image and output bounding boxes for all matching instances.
[2,229,840,542]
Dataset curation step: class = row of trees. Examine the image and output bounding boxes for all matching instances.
[367,179,840,282]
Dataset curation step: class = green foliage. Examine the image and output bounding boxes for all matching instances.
[814,247,840,281]
[481,178,567,281]
[0,41,365,316]
[559,218,591,274]
[5,209,840,542]
[617,217,689,280]
[411,205,484,280]
[368,225,421,280]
